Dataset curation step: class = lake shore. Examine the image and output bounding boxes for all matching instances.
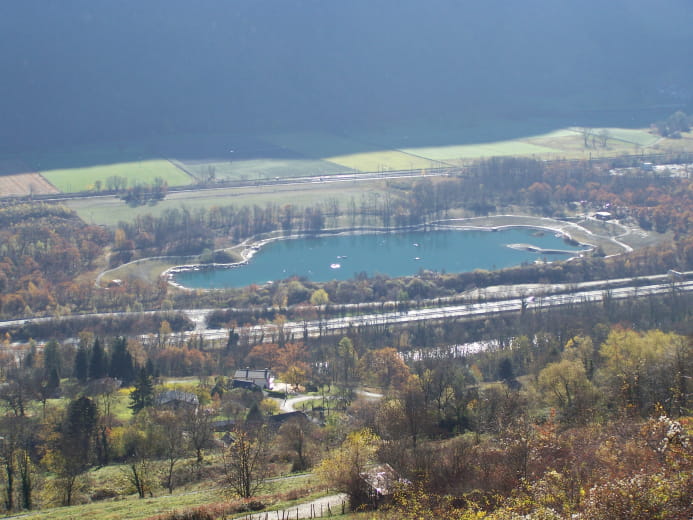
[163,215,603,290]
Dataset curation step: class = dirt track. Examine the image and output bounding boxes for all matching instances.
[237,493,348,520]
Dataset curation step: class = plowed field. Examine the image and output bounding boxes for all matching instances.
[0,171,58,196]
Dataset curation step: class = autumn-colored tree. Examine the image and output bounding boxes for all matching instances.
[222,423,272,498]
[244,343,281,370]
[598,328,689,416]
[360,348,410,391]
[152,410,187,494]
[537,359,598,424]
[276,415,319,471]
[316,429,380,510]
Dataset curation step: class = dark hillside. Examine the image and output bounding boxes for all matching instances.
[0,0,691,164]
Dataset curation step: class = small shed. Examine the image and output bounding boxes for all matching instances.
[359,463,403,507]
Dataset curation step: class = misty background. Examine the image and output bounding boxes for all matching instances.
[1,0,691,159]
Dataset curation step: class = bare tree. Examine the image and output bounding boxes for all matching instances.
[152,410,187,494]
[222,423,272,498]
[580,127,593,148]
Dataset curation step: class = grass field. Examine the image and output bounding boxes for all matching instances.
[22,145,193,192]
[327,149,443,171]
[16,121,693,197]
[263,131,444,171]
[402,140,557,162]
[68,179,394,225]
[179,157,354,182]
[40,159,192,192]
[20,471,318,520]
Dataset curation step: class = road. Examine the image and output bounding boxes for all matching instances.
[281,394,320,413]
[171,276,692,345]
[1,272,691,345]
[37,167,451,205]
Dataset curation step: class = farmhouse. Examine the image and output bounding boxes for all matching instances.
[233,368,274,390]
[154,389,199,410]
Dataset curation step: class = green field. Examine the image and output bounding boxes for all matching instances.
[263,131,444,171]
[179,157,354,182]
[41,159,192,192]
[597,127,661,146]
[68,180,394,226]
[22,122,685,195]
[17,470,317,520]
[402,140,557,162]
[327,149,443,171]
[24,145,193,192]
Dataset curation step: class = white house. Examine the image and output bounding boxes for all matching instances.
[233,368,274,390]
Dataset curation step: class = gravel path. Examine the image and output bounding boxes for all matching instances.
[281,394,321,413]
[236,493,348,520]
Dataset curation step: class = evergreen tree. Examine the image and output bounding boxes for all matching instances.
[108,337,134,384]
[145,357,158,379]
[57,396,97,505]
[226,327,239,353]
[47,368,60,396]
[88,338,106,380]
[43,339,62,378]
[74,346,88,384]
[129,368,154,413]
[23,343,36,369]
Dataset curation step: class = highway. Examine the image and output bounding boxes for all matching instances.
[2,273,690,345]
[170,276,692,345]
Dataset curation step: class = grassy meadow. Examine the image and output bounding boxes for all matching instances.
[68,179,394,226]
[41,159,192,192]
[18,121,693,196]
[25,144,193,192]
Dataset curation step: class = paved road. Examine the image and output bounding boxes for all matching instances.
[1,273,691,345]
[173,277,693,345]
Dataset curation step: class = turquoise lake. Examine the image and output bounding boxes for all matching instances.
[173,229,588,289]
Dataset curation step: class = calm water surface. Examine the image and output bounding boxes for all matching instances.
[174,229,586,289]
